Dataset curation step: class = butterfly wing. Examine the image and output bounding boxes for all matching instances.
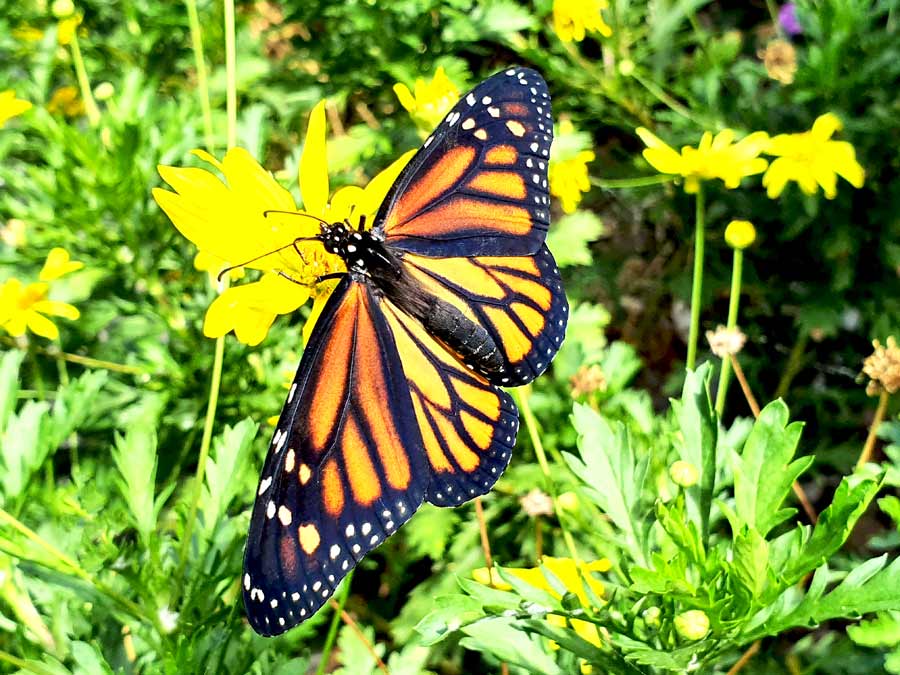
[379,297,519,507]
[374,67,553,257]
[242,278,430,636]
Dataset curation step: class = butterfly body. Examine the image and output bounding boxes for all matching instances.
[244,67,567,635]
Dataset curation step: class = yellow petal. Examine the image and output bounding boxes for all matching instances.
[31,300,80,320]
[329,186,365,224]
[352,150,416,221]
[303,283,338,345]
[300,101,330,218]
[811,113,842,140]
[393,83,416,113]
[39,247,84,281]
[26,311,60,339]
[762,160,790,198]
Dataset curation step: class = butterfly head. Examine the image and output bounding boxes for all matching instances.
[318,221,399,279]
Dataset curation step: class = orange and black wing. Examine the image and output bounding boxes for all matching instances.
[395,244,568,386]
[242,278,430,636]
[374,67,553,258]
[379,296,519,507]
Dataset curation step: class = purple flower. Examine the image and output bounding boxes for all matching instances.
[778,3,803,36]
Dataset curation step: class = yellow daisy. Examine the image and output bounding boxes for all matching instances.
[393,66,461,133]
[153,101,414,346]
[636,127,769,193]
[762,113,865,199]
[553,0,612,43]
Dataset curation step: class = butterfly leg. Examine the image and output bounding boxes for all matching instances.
[315,272,347,285]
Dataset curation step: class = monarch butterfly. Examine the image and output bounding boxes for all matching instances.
[243,67,567,635]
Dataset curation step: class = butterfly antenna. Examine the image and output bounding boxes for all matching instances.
[216,236,321,282]
[263,210,332,228]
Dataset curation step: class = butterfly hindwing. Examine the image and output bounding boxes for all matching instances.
[243,278,430,636]
[395,244,568,386]
[375,67,553,257]
[379,297,519,507]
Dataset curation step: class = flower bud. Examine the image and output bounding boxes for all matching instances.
[558,491,579,511]
[674,609,710,640]
[669,460,699,488]
[642,606,661,627]
[725,220,756,250]
[94,81,115,101]
[52,0,75,17]
[618,59,635,76]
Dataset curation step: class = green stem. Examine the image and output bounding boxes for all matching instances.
[316,569,355,675]
[224,0,237,149]
[630,71,707,127]
[185,0,216,151]
[774,330,809,399]
[715,249,743,415]
[592,174,676,189]
[686,185,706,371]
[765,0,785,36]
[0,650,59,675]
[177,333,225,584]
[68,27,100,126]
[514,388,580,564]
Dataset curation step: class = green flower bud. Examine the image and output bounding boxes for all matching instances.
[642,606,661,627]
[669,460,699,488]
[674,610,710,640]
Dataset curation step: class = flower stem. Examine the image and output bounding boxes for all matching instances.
[715,249,743,415]
[185,0,216,151]
[514,387,580,564]
[474,496,494,570]
[857,390,890,470]
[686,185,706,370]
[591,174,676,189]
[0,649,60,675]
[68,29,100,126]
[224,0,237,149]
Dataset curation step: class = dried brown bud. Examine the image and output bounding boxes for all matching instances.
[760,39,798,85]
[863,336,900,396]
[570,364,607,398]
[520,488,554,517]
[706,325,746,358]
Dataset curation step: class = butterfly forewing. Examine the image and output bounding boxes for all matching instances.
[243,278,429,636]
[375,67,553,257]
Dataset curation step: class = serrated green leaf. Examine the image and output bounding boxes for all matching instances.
[71,641,114,675]
[614,633,704,671]
[111,424,159,547]
[403,503,460,560]
[0,349,24,432]
[546,211,604,267]
[732,526,769,599]
[333,624,383,675]
[848,611,900,647]
[671,364,717,542]
[200,418,257,539]
[414,594,484,646]
[880,496,900,530]
[566,403,649,563]
[783,475,882,583]
[0,400,47,500]
[459,617,562,675]
[732,399,811,536]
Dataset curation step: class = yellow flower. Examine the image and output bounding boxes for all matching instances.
[12,25,45,42]
[0,90,33,128]
[762,113,865,199]
[0,248,83,340]
[550,150,595,213]
[57,14,82,46]
[40,247,84,281]
[154,101,414,346]
[636,127,769,193]
[724,219,756,249]
[393,66,461,132]
[47,86,84,117]
[193,250,245,284]
[549,119,595,212]
[553,0,612,43]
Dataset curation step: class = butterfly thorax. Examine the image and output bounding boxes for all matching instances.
[318,222,401,280]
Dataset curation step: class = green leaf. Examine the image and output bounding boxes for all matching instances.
[71,641,114,675]
[459,617,562,675]
[747,556,900,641]
[333,624,383,675]
[879,496,900,530]
[414,594,484,646]
[732,399,811,537]
[0,400,48,500]
[200,418,257,539]
[404,503,460,560]
[671,364,717,542]
[732,526,769,599]
[783,474,882,583]
[848,611,900,647]
[614,634,705,671]
[0,349,24,432]
[111,423,160,547]
[566,404,649,562]
[546,211,604,267]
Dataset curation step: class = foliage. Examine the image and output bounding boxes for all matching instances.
[1,0,898,673]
